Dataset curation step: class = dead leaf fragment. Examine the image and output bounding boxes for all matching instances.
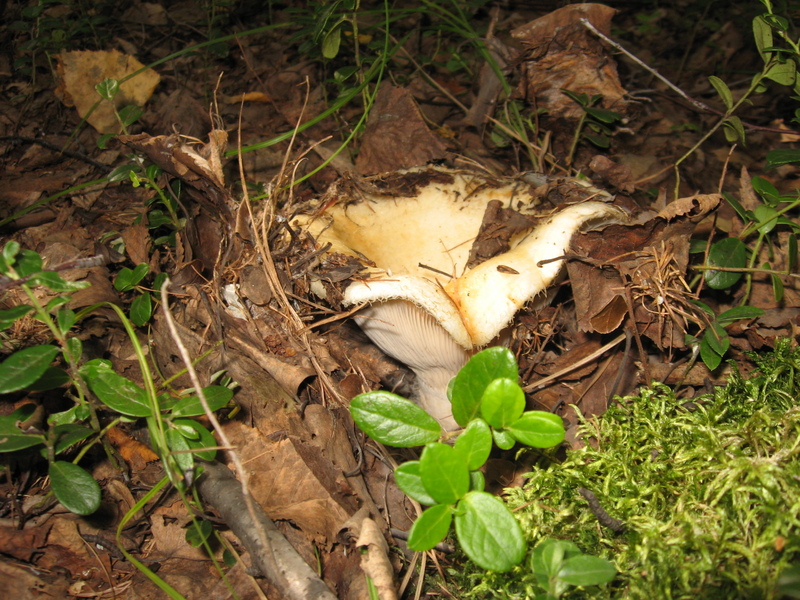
[55,50,160,134]
[357,518,397,600]
[511,4,627,120]
[356,83,448,174]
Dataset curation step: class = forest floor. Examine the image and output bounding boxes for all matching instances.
[1,1,799,599]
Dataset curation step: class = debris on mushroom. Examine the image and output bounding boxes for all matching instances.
[293,166,627,429]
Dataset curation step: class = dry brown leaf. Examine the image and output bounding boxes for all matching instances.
[355,83,448,174]
[0,523,49,562]
[656,193,721,221]
[106,426,159,471]
[120,223,152,267]
[357,518,397,600]
[511,4,627,120]
[590,294,627,334]
[54,50,160,133]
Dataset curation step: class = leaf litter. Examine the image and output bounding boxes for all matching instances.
[0,1,798,598]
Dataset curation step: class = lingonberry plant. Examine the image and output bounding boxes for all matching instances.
[351,347,585,573]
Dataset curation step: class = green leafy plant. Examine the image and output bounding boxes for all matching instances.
[562,89,622,165]
[349,347,566,572]
[530,538,617,600]
[113,263,168,326]
[675,0,800,371]
[675,0,799,182]
[0,241,231,515]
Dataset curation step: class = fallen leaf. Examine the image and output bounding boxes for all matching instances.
[54,50,160,133]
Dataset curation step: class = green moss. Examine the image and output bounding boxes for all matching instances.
[458,340,800,599]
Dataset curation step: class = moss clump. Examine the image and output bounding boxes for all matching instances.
[458,340,800,599]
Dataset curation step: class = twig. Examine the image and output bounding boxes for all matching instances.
[523,333,626,393]
[577,487,626,533]
[160,279,290,595]
[196,461,339,600]
[579,18,712,114]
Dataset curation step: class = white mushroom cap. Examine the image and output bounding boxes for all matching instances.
[446,201,627,346]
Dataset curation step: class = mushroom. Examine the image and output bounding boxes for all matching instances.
[295,167,626,429]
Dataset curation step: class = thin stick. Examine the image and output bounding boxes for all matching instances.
[523,333,626,392]
[580,18,712,114]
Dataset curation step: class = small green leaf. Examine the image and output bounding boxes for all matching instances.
[407,504,452,551]
[454,419,492,471]
[585,106,621,124]
[49,461,101,515]
[533,538,582,580]
[108,163,140,183]
[455,491,526,572]
[772,272,785,302]
[52,424,95,454]
[558,554,617,586]
[27,271,90,292]
[130,292,152,326]
[583,130,611,148]
[765,59,797,86]
[114,263,149,291]
[420,442,470,505]
[751,176,781,203]
[15,249,42,277]
[705,237,747,289]
[722,192,750,221]
[451,347,518,426]
[350,391,441,447]
[173,419,217,461]
[95,78,119,100]
[700,330,726,371]
[64,337,83,365]
[754,204,779,235]
[753,15,774,62]
[0,305,33,331]
[185,518,213,548]
[48,403,91,427]
[788,234,798,271]
[80,360,152,417]
[0,406,46,452]
[395,461,437,505]
[166,427,194,472]
[480,378,525,429]
[118,104,143,128]
[46,296,71,312]
[28,366,70,391]
[716,306,765,323]
[703,322,730,356]
[0,345,60,394]
[56,308,76,335]
[1,241,20,271]
[321,23,343,59]
[766,148,800,169]
[723,116,745,144]
[507,411,565,448]
[172,386,234,417]
[469,469,485,492]
[492,428,516,450]
[709,76,733,110]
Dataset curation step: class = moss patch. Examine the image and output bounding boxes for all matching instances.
[458,340,800,599]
